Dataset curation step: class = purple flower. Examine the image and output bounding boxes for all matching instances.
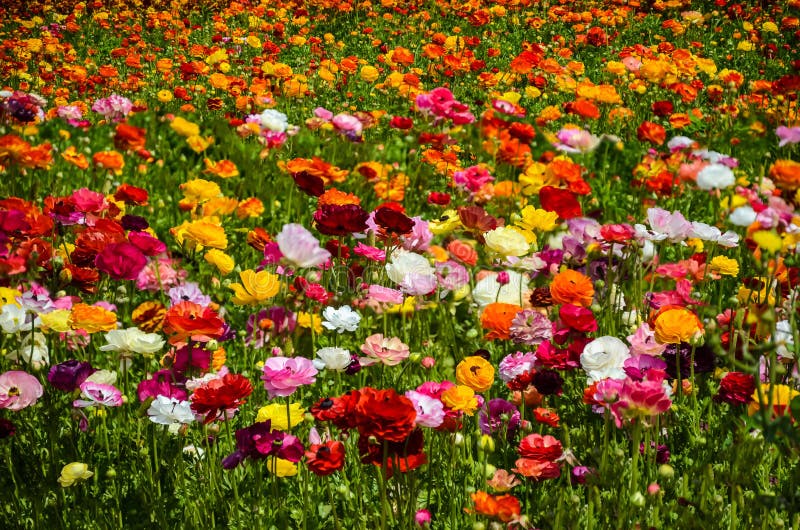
[261,357,318,398]
[222,421,275,469]
[168,283,211,307]
[776,126,800,147]
[479,398,520,438]
[48,360,95,392]
[137,370,187,402]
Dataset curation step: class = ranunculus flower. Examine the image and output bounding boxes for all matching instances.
[147,395,195,433]
[550,269,594,307]
[261,356,318,398]
[276,223,331,268]
[313,347,352,372]
[73,381,123,408]
[360,334,410,366]
[581,336,631,383]
[321,305,361,333]
[229,269,280,305]
[354,387,417,442]
[0,370,43,411]
[58,462,93,487]
[94,242,147,281]
[100,327,165,355]
[47,360,95,392]
[714,371,755,406]
[539,186,582,219]
[652,306,703,344]
[405,390,445,428]
[484,226,530,257]
[456,356,495,392]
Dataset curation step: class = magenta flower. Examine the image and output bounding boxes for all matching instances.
[91,94,132,122]
[261,357,318,398]
[0,371,43,411]
[405,391,445,428]
[95,242,148,281]
[73,381,123,408]
[360,334,410,366]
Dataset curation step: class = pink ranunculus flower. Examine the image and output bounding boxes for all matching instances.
[332,113,363,137]
[366,285,404,305]
[627,323,667,357]
[128,231,167,256]
[353,243,386,262]
[405,390,445,428]
[360,333,410,366]
[0,371,43,411]
[95,242,148,281]
[73,381,123,408]
[261,356,318,398]
[71,188,107,214]
[275,223,330,268]
[91,94,133,122]
[610,377,672,428]
[776,125,800,147]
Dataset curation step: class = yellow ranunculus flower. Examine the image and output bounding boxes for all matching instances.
[180,178,221,203]
[184,220,228,250]
[186,135,214,153]
[297,312,323,334]
[456,356,495,393]
[58,462,93,487]
[256,403,305,430]
[359,65,380,83]
[170,116,200,138]
[204,249,235,275]
[441,385,479,415]
[40,309,72,333]
[266,457,297,477]
[229,269,280,305]
[484,226,530,257]
[0,287,20,306]
[516,206,559,233]
[748,383,800,418]
[708,256,739,277]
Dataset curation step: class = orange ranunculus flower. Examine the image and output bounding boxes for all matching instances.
[229,269,281,305]
[162,301,224,344]
[637,121,667,146]
[652,306,703,344]
[456,356,495,392]
[69,303,117,333]
[93,151,125,174]
[549,269,594,307]
[61,146,89,169]
[447,239,478,266]
[113,123,146,152]
[280,157,349,184]
[481,303,523,341]
[317,188,361,206]
[236,198,264,219]
[769,160,800,190]
[19,143,53,170]
[203,158,239,179]
[469,491,521,523]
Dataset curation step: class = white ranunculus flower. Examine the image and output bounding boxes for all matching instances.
[259,109,288,132]
[100,328,165,355]
[0,304,34,333]
[84,369,117,386]
[696,163,735,190]
[689,221,721,242]
[729,206,756,226]
[580,336,631,383]
[774,320,795,359]
[276,223,331,268]
[471,270,530,308]
[313,347,352,372]
[483,226,530,257]
[147,395,195,433]
[6,332,49,369]
[321,305,361,333]
[385,250,435,285]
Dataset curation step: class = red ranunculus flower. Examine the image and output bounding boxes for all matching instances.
[358,428,427,477]
[314,204,369,236]
[714,372,755,406]
[163,301,225,345]
[190,373,253,424]
[518,433,563,462]
[427,191,451,205]
[305,441,346,476]
[389,116,413,130]
[310,391,360,430]
[539,186,582,219]
[637,121,667,146]
[114,184,149,206]
[355,387,417,442]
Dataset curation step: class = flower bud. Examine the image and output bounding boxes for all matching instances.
[630,492,645,507]
[658,464,674,479]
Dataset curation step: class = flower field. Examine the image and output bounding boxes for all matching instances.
[3,0,800,527]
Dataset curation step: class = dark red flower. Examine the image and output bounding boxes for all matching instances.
[651,100,674,117]
[374,206,414,236]
[305,441,346,476]
[389,116,413,130]
[314,204,369,236]
[190,373,253,424]
[539,186,582,219]
[292,171,325,197]
[457,205,501,239]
